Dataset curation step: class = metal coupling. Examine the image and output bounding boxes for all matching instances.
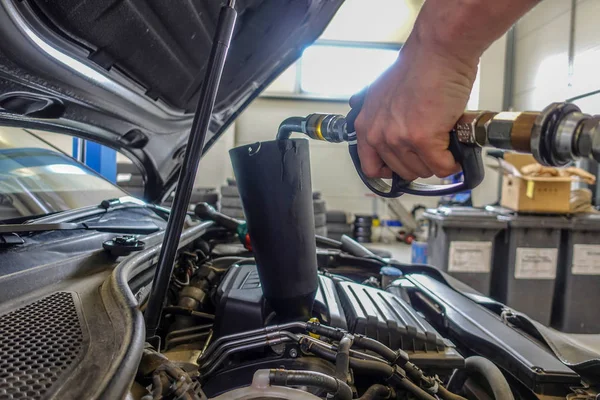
[486,111,540,152]
[305,113,347,143]
[530,102,581,166]
[575,116,600,161]
[552,111,588,164]
[455,111,496,147]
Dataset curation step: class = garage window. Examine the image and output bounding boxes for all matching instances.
[299,43,398,98]
[263,42,400,100]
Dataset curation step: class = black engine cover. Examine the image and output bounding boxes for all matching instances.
[213,263,463,371]
[337,281,464,369]
[213,263,346,337]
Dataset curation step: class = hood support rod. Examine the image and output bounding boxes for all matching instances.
[145,0,237,339]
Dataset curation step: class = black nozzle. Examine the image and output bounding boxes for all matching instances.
[229,139,318,320]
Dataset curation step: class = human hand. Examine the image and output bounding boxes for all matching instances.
[352,33,479,181]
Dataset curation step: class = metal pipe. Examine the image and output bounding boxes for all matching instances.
[199,322,306,361]
[144,2,237,338]
[200,337,294,378]
[201,331,299,369]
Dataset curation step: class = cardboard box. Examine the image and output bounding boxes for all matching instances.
[499,154,572,214]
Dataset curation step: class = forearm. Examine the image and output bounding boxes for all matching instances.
[413,0,540,63]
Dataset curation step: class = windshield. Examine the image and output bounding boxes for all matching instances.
[0,127,127,222]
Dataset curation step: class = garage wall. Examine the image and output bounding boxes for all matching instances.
[512,0,600,112]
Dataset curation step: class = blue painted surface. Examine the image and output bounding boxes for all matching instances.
[72,138,116,183]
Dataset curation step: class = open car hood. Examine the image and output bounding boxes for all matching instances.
[0,0,342,202]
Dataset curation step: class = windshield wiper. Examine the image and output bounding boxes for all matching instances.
[0,221,160,235]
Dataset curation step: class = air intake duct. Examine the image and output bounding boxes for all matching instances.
[229,139,318,320]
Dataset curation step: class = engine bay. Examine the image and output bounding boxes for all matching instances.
[130,221,596,400]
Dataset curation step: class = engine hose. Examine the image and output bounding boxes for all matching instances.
[307,322,405,364]
[358,384,392,400]
[308,323,461,399]
[437,386,469,400]
[447,356,515,400]
[302,337,394,378]
[389,375,436,400]
[200,322,306,360]
[336,335,353,382]
[302,337,440,400]
[200,337,294,378]
[202,331,300,368]
[269,369,353,400]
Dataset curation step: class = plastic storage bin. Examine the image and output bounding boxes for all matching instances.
[424,207,507,295]
[493,215,570,325]
[554,214,600,333]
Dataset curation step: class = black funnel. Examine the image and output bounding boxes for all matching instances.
[229,139,318,320]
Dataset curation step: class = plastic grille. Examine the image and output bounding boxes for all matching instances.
[0,292,84,400]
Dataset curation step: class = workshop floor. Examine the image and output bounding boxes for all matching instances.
[369,241,600,353]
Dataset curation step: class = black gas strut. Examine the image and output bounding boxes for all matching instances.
[145,0,237,339]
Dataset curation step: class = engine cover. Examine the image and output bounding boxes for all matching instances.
[337,281,464,369]
[214,263,463,370]
[213,263,346,337]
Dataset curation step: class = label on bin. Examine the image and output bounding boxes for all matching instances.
[448,241,492,273]
[515,248,557,279]
[572,244,600,275]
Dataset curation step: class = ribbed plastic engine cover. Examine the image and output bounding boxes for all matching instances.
[0,292,85,400]
[337,281,447,351]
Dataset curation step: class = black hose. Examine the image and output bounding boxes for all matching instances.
[269,369,353,400]
[301,337,436,400]
[353,335,402,363]
[301,337,394,378]
[447,356,514,400]
[389,375,436,400]
[336,335,353,382]
[306,323,465,399]
[358,384,391,400]
[276,117,306,140]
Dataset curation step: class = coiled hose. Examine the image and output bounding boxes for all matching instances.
[447,356,515,400]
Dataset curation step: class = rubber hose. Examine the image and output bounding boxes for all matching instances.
[336,335,353,381]
[358,384,391,400]
[276,117,305,140]
[437,386,468,400]
[353,336,399,362]
[304,339,394,378]
[447,356,514,400]
[392,377,436,400]
[304,339,436,400]
[269,369,353,400]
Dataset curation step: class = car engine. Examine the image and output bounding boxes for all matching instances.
[129,138,600,400]
[131,231,599,400]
